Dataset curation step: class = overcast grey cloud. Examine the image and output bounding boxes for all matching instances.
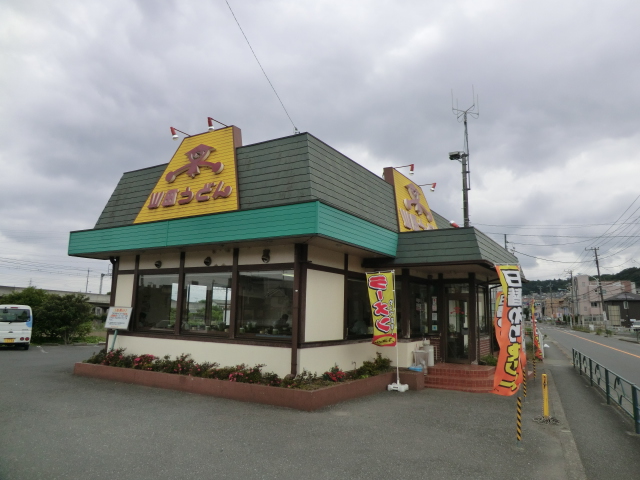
[1,0,639,293]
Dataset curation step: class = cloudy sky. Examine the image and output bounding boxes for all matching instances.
[2,0,639,294]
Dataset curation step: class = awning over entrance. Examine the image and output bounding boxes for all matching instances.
[363,227,521,283]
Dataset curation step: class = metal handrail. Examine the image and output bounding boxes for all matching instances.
[572,348,640,434]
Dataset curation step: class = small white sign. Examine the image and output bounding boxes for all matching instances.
[105,307,133,330]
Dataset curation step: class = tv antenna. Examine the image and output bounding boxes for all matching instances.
[450,88,479,227]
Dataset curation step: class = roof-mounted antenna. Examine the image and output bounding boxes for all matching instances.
[450,87,479,228]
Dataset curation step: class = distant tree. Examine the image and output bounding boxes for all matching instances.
[34,293,93,344]
[0,286,48,311]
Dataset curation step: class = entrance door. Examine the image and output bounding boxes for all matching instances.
[447,299,469,362]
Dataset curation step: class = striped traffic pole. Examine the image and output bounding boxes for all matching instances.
[522,367,527,401]
[516,396,523,444]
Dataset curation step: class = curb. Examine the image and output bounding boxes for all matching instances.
[545,369,588,480]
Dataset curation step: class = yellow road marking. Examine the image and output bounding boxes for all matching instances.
[554,329,640,360]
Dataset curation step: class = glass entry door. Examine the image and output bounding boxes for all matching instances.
[447,299,469,362]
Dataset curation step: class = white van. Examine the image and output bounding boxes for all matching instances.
[0,305,33,350]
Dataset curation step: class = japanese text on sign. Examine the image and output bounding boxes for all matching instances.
[492,265,525,396]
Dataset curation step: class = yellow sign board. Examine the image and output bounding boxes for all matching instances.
[134,127,241,224]
[383,168,438,232]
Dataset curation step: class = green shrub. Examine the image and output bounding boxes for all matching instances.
[84,350,390,390]
[480,354,498,366]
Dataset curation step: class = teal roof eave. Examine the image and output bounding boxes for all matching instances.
[69,202,398,258]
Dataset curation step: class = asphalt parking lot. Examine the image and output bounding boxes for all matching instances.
[1,345,579,480]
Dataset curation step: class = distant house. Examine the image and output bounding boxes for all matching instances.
[603,292,640,328]
[572,275,636,325]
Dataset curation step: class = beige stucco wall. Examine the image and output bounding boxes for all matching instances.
[184,249,233,268]
[304,269,344,342]
[110,336,292,376]
[118,255,136,271]
[348,254,366,273]
[110,335,423,377]
[114,274,134,307]
[308,245,343,270]
[409,269,429,279]
[298,340,423,374]
[139,252,180,270]
[239,245,294,265]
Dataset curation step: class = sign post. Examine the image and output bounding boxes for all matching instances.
[105,307,133,351]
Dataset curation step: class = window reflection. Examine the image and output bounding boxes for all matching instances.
[237,270,293,338]
[347,278,371,337]
[135,274,179,331]
[183,272,232,334]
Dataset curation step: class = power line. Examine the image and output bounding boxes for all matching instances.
[225,0,299,134]
[513,250,605,264]
[476,222,638,229]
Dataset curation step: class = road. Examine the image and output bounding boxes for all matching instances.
[539,340,640,480]
[540,326,640,385]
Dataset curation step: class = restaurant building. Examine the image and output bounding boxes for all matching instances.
[68,125,518,377]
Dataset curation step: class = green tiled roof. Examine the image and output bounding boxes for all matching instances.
[94,164,167,229]
[369,227,519,267]
[93,133,400,232]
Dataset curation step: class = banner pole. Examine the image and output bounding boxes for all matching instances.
[395,338,400,385]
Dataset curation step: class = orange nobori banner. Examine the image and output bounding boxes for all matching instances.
[493,265,525,396]
[365,271,397,347]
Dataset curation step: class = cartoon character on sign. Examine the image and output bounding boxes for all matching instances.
[165,144,223,183]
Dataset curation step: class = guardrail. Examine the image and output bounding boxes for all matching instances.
[572,348,640,434]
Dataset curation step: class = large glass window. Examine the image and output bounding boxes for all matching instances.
[237,270,293,338]
[135,274,179,331]
[477,286,488,334]
[347,278,371,338]
[183,272,232,334]
[410,282,429,336]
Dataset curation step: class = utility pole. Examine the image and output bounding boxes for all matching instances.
[565,270,575,328]
[586,247,607,329]
[85,269,90,293]
[549,283,553,319]
[504,234,508,249]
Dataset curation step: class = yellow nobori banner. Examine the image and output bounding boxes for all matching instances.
[365,271,397,347]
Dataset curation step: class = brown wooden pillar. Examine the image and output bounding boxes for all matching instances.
[343,254,349,339]
[401,268,411,338]
[438,273,445,362]
[174,252,185,336]
[291,244,308,375]
[130,255,140,330]
[468,272,477,362]
[229,248,239,339]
